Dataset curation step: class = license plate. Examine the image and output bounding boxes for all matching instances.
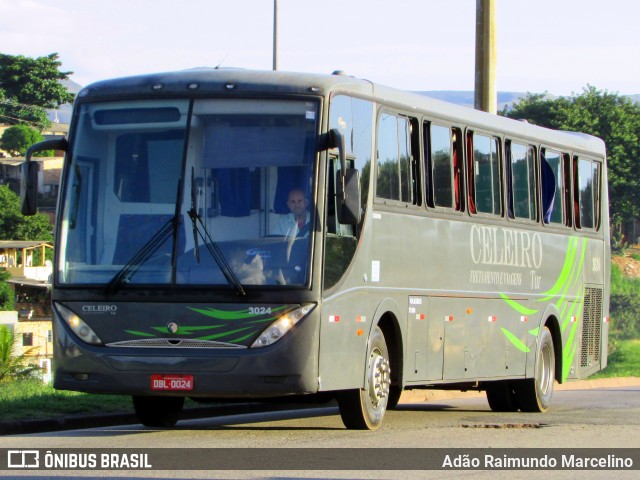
[150,374,194,391]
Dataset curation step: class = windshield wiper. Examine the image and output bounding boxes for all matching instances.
[106,180,182,294]
[188,168,246,296]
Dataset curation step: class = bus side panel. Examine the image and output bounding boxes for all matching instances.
[317,294,400,391]
[429,297,527,382]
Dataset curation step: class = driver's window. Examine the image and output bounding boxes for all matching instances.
[324,95,372,290]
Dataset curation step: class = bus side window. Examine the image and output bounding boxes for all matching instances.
[563,153,573,227]
[541,148,565,226]
[426,123,454,209]
[452,128,464,211]
[575,157,601,230]
[468,131,501,216]
[376,113,419,206]
[508,141,537,221]
[410,118,422,207]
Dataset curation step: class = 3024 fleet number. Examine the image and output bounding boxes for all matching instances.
[248,307,272,315]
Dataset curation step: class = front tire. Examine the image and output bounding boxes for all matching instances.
[337,326,391,430]
[513,326,555,412]
[386,385,403,410]
[132,396,184,427]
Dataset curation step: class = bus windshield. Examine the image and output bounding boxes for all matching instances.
[58,98,318,288]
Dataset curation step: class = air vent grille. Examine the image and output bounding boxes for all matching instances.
[581,287,603,368]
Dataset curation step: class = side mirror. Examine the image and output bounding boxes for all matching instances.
[336,168,361,225]
[20,161,39,216]
[21,138,68,216]
[328,129,361,225]
[329,129,347,173]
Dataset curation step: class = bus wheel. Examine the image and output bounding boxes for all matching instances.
[485,381,519,412]
[514,326,555,412]
[387,385,403,410]
[337,326,391,430]
[132,396,184,427]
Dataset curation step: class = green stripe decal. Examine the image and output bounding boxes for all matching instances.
[498,236,588,383]
[119,305,291,346]
[188,306,287,320]
[539,237,578,301]
[499,293,539,316]
[187,307,253,320]
[500,328,530,353]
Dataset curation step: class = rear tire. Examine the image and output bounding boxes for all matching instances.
[513,326,555,412]
[485,380,519,412]
[337,326,391,430]
[132,396,184,427]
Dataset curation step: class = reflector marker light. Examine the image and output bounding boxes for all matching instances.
[445,315,454,322]
[329,315,340,323]
[416,314,426,320]
[356,316,366,323]
[604,317,610,323]
[521,316,529,322]
[488,316,497,323]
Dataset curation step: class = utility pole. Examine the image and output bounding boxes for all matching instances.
[273,0,278,71]
[474,0,496,113]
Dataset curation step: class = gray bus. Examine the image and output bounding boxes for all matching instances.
[23,69,609,430]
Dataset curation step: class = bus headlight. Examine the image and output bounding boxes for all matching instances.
[55,303,103,345]
[251,304,315,348]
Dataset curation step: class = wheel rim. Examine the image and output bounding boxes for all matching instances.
[538,341,554,396]
[367,347,390,408]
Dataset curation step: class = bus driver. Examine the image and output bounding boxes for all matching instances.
[277,188,310,238]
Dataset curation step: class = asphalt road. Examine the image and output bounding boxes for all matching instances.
[1,378,639,479]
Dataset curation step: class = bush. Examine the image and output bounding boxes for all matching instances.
[611,225,628,255]
[0,270,13,310]
[0,325,38,383]
[0,124,50,157]
[609,264,640,339]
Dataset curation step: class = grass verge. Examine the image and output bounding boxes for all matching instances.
[592,338,640,378]
[0,380,134,422]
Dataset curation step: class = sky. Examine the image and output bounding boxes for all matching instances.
[2,0,639,96]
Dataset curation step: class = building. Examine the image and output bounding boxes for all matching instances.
[0,122,68,206]
[0,241,53,362]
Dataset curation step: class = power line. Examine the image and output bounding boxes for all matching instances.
[0,98,50,111]
[0,113,47,128]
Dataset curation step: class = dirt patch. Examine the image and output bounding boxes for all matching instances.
[612,254,640,278]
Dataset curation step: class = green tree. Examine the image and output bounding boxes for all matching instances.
[501,87,640,223]
[609,265,640,339]
[0,270,13,310]
[0,52,75,129]
[0,124,52,157]
[0,324,37,383]
[0,185,52,241]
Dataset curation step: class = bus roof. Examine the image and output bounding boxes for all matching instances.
[79,68,606,158]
